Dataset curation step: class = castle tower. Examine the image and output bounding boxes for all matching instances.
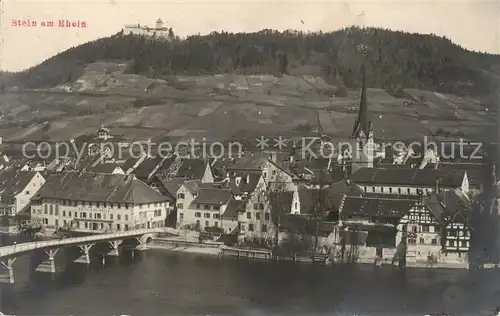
[351,66,374,170]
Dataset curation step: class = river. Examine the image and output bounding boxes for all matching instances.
[1,236,499,316]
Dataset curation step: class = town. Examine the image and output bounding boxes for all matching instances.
[0,69,498,275]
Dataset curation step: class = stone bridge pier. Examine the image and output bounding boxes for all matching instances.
[0,258,16,284]
[75,243,95,264]
[35,249,59,273]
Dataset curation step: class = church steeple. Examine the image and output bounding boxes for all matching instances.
[352,65,370,139]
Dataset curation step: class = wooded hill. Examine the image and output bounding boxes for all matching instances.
[3,26,500,96]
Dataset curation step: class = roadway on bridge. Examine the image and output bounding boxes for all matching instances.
[0,228,162,259]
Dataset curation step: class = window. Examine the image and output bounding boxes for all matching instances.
[407,188,411,194]
[372,187,375,192]
[204,205,210,210]
[262,224,267,231]
[398,188,402,194]
[265,213,270,221]
[97,202,100,208]
[256,213,261,220]
[448,240,455,247]
[431,239,437,245]
[204,213,210,218]
[177,203,183,209]
[253,203,258,210]
[214,221,219,227]
[118,203,121,209]
[461,241,467,247]
[69,211,72,217]
[249,224,254,231]
[63,211,66,217]
[125,215,128,221]
[419,238,424,244]
[110,214,114,220]
[177,193,185,199]
[389,188,392,193]
[195,212,201,218]
[412,226,417,233]
[213,206,220,211]
[247,212,251,219]
[422,225,429,232]
[213,214,220,219]
[44,205,48,214]
[117,215,121,220]
[205,221,209,226]
[179,213,184,219]
[449,231,457,237]
[407,238,416,244]
[196,204,200,209]
[259,203,264,210]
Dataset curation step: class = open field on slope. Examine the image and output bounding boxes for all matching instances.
[0,62,494,143]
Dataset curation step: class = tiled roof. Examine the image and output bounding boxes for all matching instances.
[326,181,364,208]
[135,157,172,180]
[160,178,185,197]
[175,159,208,179]
[223,198,245,219]
[229,153,270,170]
[278,214,335,236]
[0,170,38,201]
[340,196,413,218]
[362,192,419,201]
[227,171,263,194]
[183,180,201,195]
[88,163,121,174]
[191,188,232,205]
[34,172,171,204]
[422,189,473,225]
[425,163,485,188]
[351,167,466,187]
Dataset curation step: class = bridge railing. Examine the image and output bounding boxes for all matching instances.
[0,228,161,258]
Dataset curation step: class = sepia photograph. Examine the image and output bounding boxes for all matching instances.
[0,1,500,315]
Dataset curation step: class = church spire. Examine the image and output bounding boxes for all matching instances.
[352,65,370,138]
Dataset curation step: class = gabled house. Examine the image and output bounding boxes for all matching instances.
[227,152,295,191]
[396,189,473,268]
[0,170,45,219]
[175,180,201,228]
[338,195,414,263]
[30,172,171,233]
[182,186,239,236]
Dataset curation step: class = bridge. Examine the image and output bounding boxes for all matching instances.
[0,228,162,284]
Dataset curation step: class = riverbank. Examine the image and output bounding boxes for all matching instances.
[149,238,491,271]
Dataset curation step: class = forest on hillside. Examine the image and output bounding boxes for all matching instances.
[2,26,500,95]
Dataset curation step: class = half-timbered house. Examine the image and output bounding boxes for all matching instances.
[396,188,473,268]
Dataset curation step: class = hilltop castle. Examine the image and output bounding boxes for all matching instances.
[123,18,171,40]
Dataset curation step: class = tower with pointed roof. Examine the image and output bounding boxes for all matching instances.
[350,65,374,170]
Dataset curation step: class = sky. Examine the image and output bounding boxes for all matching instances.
[1,0,500,72]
